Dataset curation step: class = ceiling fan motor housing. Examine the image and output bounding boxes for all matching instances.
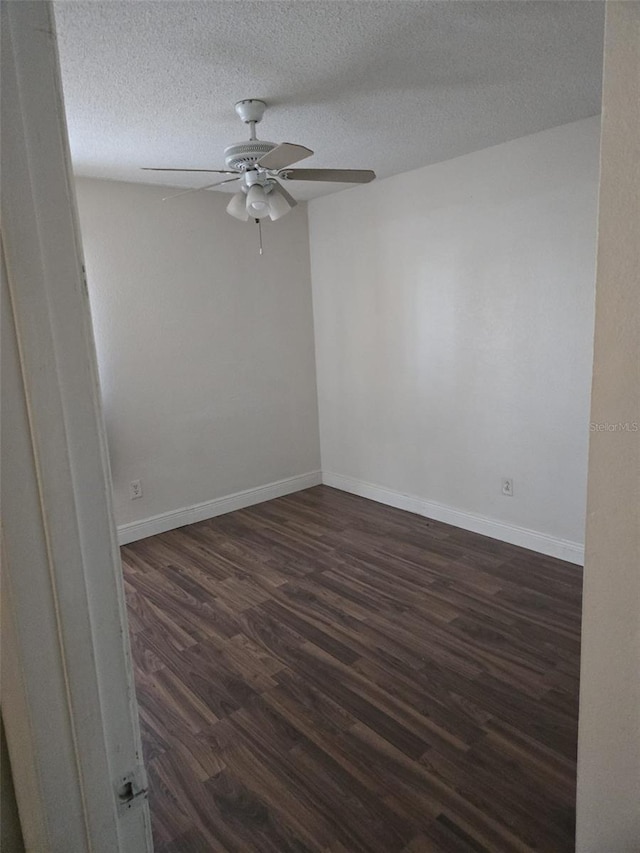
[224,140,277,171]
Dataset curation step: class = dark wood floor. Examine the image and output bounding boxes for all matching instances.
[121,486,583,853]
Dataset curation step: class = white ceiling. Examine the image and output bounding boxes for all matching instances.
[54,1,604,201]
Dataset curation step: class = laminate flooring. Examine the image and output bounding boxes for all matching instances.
[121,486,583,852]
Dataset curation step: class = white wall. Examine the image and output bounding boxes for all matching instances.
[576,3,640,849]
[75,179,320,530]
[309,117,600,560]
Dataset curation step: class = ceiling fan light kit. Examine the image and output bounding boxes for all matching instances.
[246,184,270,218]
[143,98,376,251]
[226,191,249,222]
[267,185,294,222]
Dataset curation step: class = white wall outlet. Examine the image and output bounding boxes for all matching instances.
[129,479,143,500]
[502,478,514,497]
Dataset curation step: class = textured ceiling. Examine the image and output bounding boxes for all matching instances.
[54,1,604,201]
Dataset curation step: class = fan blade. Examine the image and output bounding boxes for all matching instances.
[257,143,313,171]
[280,168,375,183]
[142,167,239,174]
[272,180,297,209]
[162,176,240,202]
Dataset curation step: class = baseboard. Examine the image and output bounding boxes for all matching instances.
[322,471,585,565]
[117,471,322,545]
[117,467,585,564]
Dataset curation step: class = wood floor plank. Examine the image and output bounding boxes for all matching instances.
[121,486,582,852]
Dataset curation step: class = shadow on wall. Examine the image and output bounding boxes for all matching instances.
[1,717,25,853]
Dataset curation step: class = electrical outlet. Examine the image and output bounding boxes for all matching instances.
[129,479,143,500]
[502,478,514,497]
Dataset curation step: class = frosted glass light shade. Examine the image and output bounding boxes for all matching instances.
[267,186,292,221]
[226,192,249,221]
[246,185,270,219]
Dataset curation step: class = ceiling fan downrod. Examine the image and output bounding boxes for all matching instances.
[234,98,266,142]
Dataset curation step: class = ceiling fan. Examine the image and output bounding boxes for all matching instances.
[142,99,376,227]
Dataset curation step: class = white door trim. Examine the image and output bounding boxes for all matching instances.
[1,3,152,850]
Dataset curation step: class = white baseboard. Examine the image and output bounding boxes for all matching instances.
[117,471,322,545]
[117,467,584,565]
[322,471,585,565]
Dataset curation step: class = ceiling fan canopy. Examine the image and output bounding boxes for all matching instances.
[142,99,376,223]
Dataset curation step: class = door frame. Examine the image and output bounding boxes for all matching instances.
[1,3,152,850]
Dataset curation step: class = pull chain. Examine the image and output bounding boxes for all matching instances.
[256,218,263,255]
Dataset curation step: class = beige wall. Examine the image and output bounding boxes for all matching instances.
[75,179,320,531]
[309,118,599,561]
[576,3,640,850]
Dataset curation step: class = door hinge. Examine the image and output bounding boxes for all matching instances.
[114,767,148,815]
